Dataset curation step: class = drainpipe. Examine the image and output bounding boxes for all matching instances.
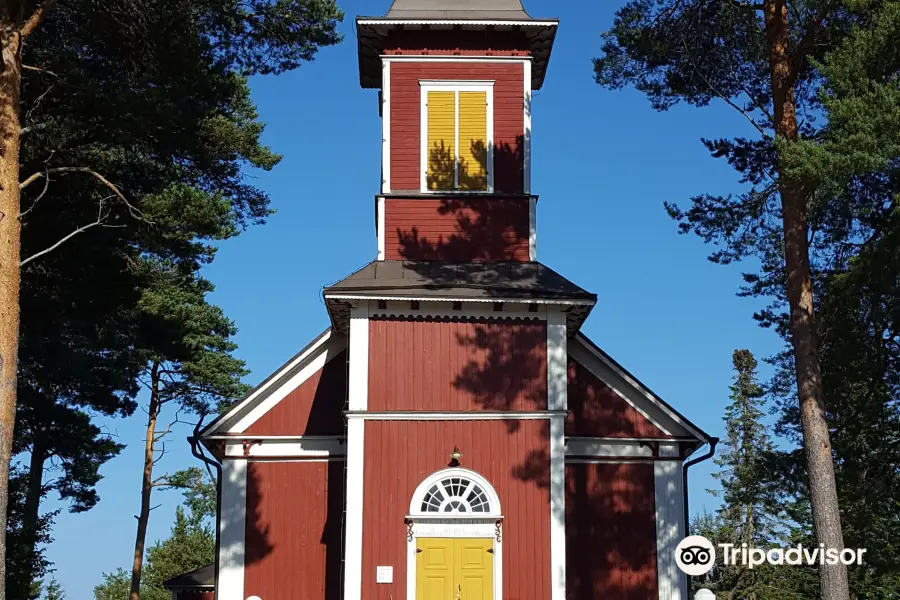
[189,420,222,600]
[682,437,718,592]
[683,437,718,535]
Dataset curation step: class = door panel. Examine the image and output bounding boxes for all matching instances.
[417,538,454,600]
[416,538,493,600]
[456,539,493,600]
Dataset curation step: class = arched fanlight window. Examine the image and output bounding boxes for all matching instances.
[410,468,501,517]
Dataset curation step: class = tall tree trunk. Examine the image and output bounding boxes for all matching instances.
[130,362,161,600]
[0,6,24,599]
[763,1,849,598]
[17,427,46,598]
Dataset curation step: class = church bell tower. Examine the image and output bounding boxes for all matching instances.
[356,0,559,263]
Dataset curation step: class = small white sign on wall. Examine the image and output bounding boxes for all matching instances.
[376,566,393,584]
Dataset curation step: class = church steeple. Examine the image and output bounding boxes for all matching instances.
[356,1,558,262]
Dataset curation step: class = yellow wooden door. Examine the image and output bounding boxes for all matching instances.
[417,538,455,600]
[455,538,493,600]
[416,538,493,600]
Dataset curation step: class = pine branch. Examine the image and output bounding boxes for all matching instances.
[19,167,146,221]
[21,0,59,39]
[20,196,125,267]
[680,38,771,138]
[19,168,50,220]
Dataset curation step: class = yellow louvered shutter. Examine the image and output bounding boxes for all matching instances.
[426,91,456,191]
[457,91,488,191]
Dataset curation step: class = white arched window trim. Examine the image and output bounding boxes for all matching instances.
[406,468,503,600]
[408,467,502,517]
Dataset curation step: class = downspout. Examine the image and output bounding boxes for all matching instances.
[682,437,719,592]
[683,437,719,534]
[189,420,222,600]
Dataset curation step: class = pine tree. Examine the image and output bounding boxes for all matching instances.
[715,350,773,548]
[95,487,215,600]
[594,2,900,596]
[0,2,344,594]
[127,262,249,600]
[696,350,817,600]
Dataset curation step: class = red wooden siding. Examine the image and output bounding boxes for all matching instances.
[390,62,525,193]
[566,358,668,439]
[244,461,344,600]
[362,419,550,600]
[244,351,346,436]
[384,30,533,56]
[565,463,658,600]
[384,197,530,261]
[368,316,547,412]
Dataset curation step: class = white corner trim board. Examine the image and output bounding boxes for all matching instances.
[343,303,369,600]
[528,196,537,261]
[382,59,391,194]
[524,59,533,196]
[217,459,247,600]
[343,418,365,600]
[546,311,567,600]
[655,444,687,600]
[377,196,386,260]
[546,310,567,412]
[549,415,567,600]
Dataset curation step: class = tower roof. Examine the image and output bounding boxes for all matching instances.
[356,0,558,89]
[383,0,533,20]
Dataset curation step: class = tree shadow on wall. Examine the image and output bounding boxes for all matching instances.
[566,463,660,600]
[450,324,659,599]
[225,459,272,570]
[397,136,528,262]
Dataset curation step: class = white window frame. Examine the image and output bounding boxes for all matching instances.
[420,80,495,194]
[406,468,503,600]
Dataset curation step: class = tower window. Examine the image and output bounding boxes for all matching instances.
[420,82,494,193]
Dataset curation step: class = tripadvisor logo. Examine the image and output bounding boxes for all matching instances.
[675,535,867,576]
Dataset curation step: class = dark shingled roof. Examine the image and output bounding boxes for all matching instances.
[163,564,215,590]
[384,0,533,20]
[323,260,595,334]
[325,260,594,300]
[356,1,558,89]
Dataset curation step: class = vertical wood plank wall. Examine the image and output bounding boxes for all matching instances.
[244,461,345,600]
[390,62,525,193]
[368,317,547,412]
[566,358,668,438]
[565,463,659,600]
[383,197,531,261]
[244,351,347,436]
[361,420,551,600]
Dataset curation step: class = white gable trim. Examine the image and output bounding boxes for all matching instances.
[570,334,707,442]
[203,330,346,435]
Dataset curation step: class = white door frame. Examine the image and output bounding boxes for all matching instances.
[406,468,503,600]
[406,517,502,600]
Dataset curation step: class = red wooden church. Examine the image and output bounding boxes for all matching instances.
[169,2,715,599]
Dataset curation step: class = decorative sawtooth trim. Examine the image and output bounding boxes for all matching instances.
[368,313,546,323]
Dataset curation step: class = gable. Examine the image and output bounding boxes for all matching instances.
[568,333,708,443]
[244,350,346,436]
[202,330,347,436]
[566,358,667,438]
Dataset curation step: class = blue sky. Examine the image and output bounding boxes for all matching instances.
[42,1,785,596]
